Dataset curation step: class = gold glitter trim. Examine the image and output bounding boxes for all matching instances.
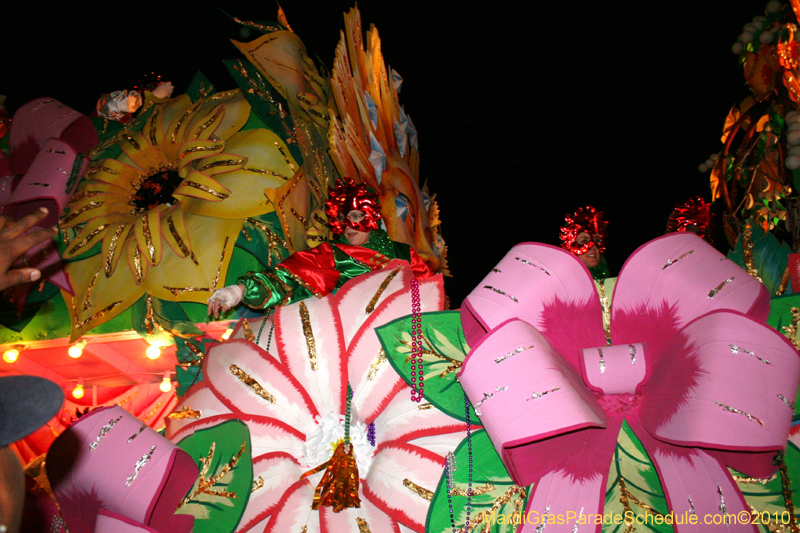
[619,478,664,519]
[450,482,496,496]
[167,216,199,265]
[148,107,160,146]
[514,256,550,275]
[68,224,108,256]
[197,159,245,173]
[742,222,763,283]
[194,106,224,139]
[133,245,143,282]
[120,133,141,150]
[782,307,800,350]
[71,298,122,330]
[483,285,518,303]
[355,517,371,533]
[242,167,290,180]
[179,180,229,199]
[663,250,695,270]
[366,267,402,313]
[417,402,433,410]
[63,201,104,225]
[83,271,100,311]
[126,445,156,487]
[266,270,295,305]
[245,218,289,267]
[87,165,120,176]
[142,214,156,265]
[104,223,126,276]
[142,401,166,423]
[241,319,256,342]
[734,473,777,485]
[179,144,223,159]
[179,442,246,507]
[597,280,611,344]
[290,208,307,225]
[402,479,433,501]
[230,364,276,403]
[163,237,227,295]
[494,345,533,364]
[299,302,318,371]
[171,101,203,143]
[167,407,202,419]
[232,17,282,33]
[251,476,264,493]
[708,277,735,298]
[456,485,526,533]
[274,142,296,172]
[368,349,387,380]
[713,401,764,425]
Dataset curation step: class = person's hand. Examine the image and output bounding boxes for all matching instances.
[207,284,244,318]
[0,207,57,292]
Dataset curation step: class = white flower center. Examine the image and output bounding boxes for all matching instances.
[299,412,375,478]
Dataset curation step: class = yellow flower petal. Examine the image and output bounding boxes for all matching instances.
[173,169,231,202]
[231,32,307,104]
[85,159,142,190]
[176,140,225,172]
[163,96,202,162]
[62,217,111,259]
[143,104,166,150]
[161,205,195,261]
[126,232,148,284]
[133,206,164,267]
[141,215,242,304]
[101,217,135,276]
[119,131,166,173]
[193,153,246,177]
[188,90,251,141]
[187,104,225,142]
[61,196,131,227]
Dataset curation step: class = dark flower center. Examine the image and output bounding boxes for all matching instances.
[131,168,182,211]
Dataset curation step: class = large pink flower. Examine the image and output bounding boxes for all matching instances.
[459,233,800,532]
[167,260,464,532]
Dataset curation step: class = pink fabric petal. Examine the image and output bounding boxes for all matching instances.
[460,243,603,348]
[319,495,401,533]
[165,383,232,441]
[204,339,319,434]
[372,387,465,446]
[275,295,346,416]
[363,442,445,531]
[237,452,302,532]
[458,319,607,485]
[641,310,799,453]
[407,431,469,457]
[612,233,770,356]
[262,480,320,533]
[231,315,276,355]
[348,273,444,423]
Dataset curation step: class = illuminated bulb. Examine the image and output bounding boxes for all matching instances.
[73,378,85,399]
[221,327,234,340]
[68,340,87,359]
[146,344,161,360]
[3,348,19,364]
[160,371,172,393]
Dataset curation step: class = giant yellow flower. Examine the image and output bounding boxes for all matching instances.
[62,90,299,340]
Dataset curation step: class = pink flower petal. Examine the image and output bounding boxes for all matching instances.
[373,387,465,446]
[263,480,320,533]
[319,495,401,533]
[237,452,302,532]
[165,382,232,441]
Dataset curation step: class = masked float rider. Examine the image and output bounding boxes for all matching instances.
[559,205,610,281]
[207,178,432,318]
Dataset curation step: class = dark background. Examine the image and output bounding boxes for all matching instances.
[2,1,759,306]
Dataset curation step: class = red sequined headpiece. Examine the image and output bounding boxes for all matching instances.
[560,206,608,256]
[325,178,382,235]
[666,196,713,243]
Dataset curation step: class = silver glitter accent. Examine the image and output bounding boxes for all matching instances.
[527,387,561,401]
[128,423,147,442]
[495,345,534,364]
[90,416,123,452]
[713,401,764,425]
[778,394,796,410]
[708,277,735,298]
[491,268,501,273]
[729,344,771,365]
[688,497,696,515]
[628,344,637,365]
[514,257,551,276]
[445,451,457,474]
[717,485,727,515]
[126,445,156,487]
[598,348,605,373]
[535,505,550,532]
[663,249,695,270]
[571,507,584,532]
[474,386,509,415]
[483,285,518,303]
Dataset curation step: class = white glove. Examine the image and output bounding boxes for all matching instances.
[207,284,244,318]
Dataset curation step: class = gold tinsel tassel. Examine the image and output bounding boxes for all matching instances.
[300,441,361,512]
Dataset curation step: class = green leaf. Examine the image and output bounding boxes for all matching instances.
[727,220,790,295]
[427,429,531,533]
[185,70,216,102]
[232,213,291,275]
[176,419,253,532]
[130,295,204,347]
[766,293,800,419]
[174,336,218,396]
[376,310,477,422]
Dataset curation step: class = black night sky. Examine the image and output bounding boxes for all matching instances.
[3,1,760,306]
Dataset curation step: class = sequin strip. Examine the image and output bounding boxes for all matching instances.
[734,473,777,484]
[84,271,100,311]
[62,201,104,224]
[618,478,634,533]
[171,102,203,143]
[126,446,156,486]
[241,166,290,180]
[779,394,796,410]
[368,350,387,380]
[527,387,561,401]
[166,217,198,264]
[402,479,434,501]
[148,107,159,146]
[628,344,637,365]
[483,286,518,303]
[241,319,255,342]
[662,250,695,270]
[514,257,550,275]
[598,348,606,373]
[179,144,223,159]
[717,485,727,515]
[65,153,85,194]
[729,344,771,364]
[535,505,550,533]
[230,365,276,403]
[120,133,141,150]
[179,180,229,199]
[450,483,496,497]
[71,298,122,330]
[366,267,402,313]
[417,403,434,410]
[619,478,664,518]
[688,497,696,515]
[251,476,264,493]
[104,224,126,275]
[713,401,764,425]
[474,386,509,415]
[197,158,245,173]
[127,423,147,442]
[142,401,165,423]
[274,142,297,171]
[299,302,318,371]
[355,517,371,533]
[494,345,534,364]
[68,224,108,257]
[141,214,156,265]
[194,106,224,139]
[708,277,735,298]
[167,407,202,419]
[597,281,611,344]
[90,416,123,451]
[455,485,526,533]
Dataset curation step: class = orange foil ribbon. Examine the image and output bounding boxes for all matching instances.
[300,442,361,512]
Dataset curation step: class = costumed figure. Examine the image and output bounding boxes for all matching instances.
[666,196,714,243]
[559,206,609,280]
[207,177,432,318]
